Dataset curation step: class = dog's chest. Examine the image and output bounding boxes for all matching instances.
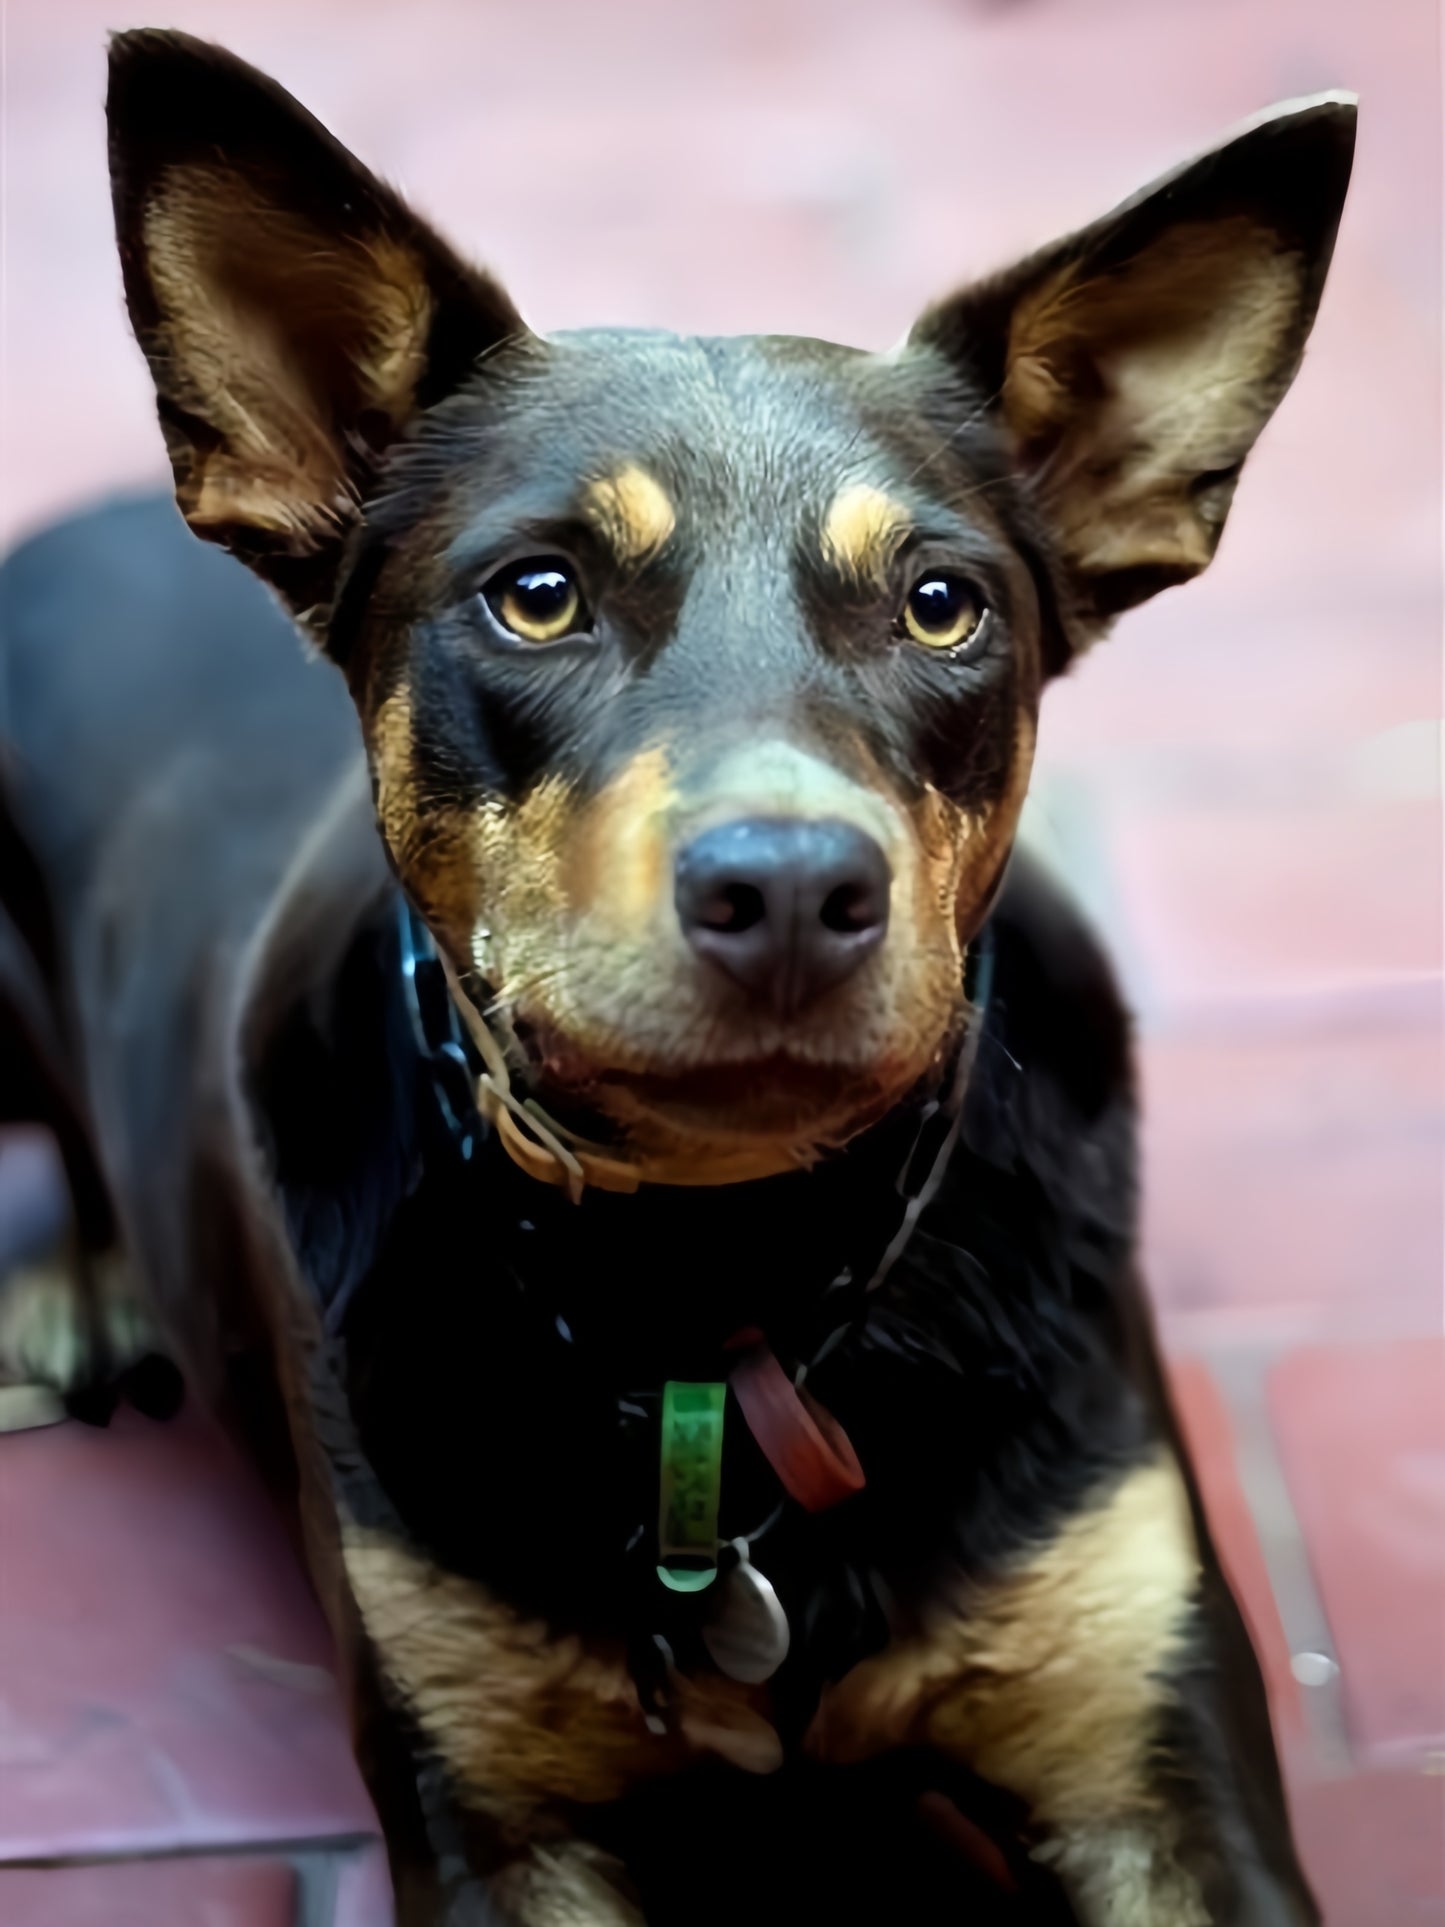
[303,880,1147,1818]
[340,1166,893,1675]
[336,1132,1137,1743]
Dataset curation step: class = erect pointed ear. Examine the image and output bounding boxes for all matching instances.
[108,31,532,635]
[911,94,1357,648]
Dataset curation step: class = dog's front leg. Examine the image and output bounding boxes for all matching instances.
[808,1448,1318,1926]
[384,1839,640,1927]
[482,1843,644,1927]
[346,1527,784,1925]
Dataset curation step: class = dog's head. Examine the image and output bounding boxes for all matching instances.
[108,33,1353,1164]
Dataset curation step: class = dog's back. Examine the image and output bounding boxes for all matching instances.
[1,492,358,955]
[0,495,378,1383]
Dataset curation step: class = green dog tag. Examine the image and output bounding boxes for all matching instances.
[657,1381,725,1592]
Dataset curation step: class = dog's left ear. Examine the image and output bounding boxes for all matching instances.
[912,95,1356,649]
[108,30,532,634]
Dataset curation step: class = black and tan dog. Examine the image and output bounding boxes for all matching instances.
[0,30,1355,1926]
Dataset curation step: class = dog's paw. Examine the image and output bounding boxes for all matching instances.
[490,1843,646,1927]
[0,1248,180,1432]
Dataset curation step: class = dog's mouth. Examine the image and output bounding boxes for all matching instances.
[591,1056,886,1136]
[508,1012,948,1156]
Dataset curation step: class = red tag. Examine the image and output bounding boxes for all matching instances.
[727,1337,865,1513]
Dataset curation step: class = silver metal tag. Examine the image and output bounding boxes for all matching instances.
[701,1540,790,1684]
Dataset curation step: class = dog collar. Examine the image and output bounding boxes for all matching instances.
[400,906,876,1198]
[476,1093,807,1197]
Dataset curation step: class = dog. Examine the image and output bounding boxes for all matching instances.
[0,29,1355,1925]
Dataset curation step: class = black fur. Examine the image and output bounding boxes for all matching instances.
[0,36,1357,1925]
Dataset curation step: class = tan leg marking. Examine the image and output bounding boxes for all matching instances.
[0,1248,156,1429]
[808,1450,1209,1923]
[344,1528,780,1832]
[1033,1825,1211,1927]
[489,1841,645,1927]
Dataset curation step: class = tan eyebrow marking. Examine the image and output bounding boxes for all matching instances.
[821,482,913,585]
[583,463,676,566]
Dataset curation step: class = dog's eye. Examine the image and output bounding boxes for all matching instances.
[901,574,988,653]
[482,559,588,644]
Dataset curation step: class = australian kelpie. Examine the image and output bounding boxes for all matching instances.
[0,30,1355,1926]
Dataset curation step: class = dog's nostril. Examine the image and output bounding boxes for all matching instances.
[820,881,879,935]
[698,883,767,935]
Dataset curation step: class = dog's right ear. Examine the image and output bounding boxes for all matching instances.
[108,31,531,636]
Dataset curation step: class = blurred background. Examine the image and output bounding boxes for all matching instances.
[0,2,1440,1922]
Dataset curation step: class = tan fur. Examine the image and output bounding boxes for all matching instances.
[947,711,1037,942]
[489,1842,645,1927]
[0,1248,154,1404]
[561,748,676,937]
[145,168,434,544]
[808,1450,1200,1826]
[370,683,489,949]
[1005,218,1301,587]
[470,774,576,987]
[342,1528,780,1833]
[1034,1825,1211,1927]
[820,482,913,585]
[372,685,419,859]
[463,736,959,1113]
[366,707,1036,1160]
[583,465,676,567]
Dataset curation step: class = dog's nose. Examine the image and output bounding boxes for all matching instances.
[674,817,891,1015]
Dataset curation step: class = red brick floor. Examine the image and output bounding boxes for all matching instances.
[0,1401,386,1921]
[1,0,1440,1921]
[0,1407,378,1862]
[0,1860,299,1927]
[1271,1343,1445,1773]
